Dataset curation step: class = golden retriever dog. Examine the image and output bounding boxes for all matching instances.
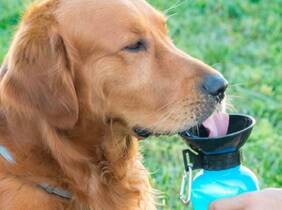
[0,0,228,209]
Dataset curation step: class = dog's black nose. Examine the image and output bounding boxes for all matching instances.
[202,74,228,99]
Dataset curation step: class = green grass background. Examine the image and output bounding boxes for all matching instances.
[0,0,281,209]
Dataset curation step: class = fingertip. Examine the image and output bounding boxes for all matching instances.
[208,195,247,210]
[209,200,221,210]
[208,202,216,210]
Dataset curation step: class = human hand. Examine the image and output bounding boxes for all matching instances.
[209,188,282,210]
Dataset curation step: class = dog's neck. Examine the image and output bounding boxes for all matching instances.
[0,103,140,203]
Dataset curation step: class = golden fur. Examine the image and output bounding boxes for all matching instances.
[0,0,222,209]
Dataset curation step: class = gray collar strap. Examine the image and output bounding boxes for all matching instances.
[0,145,72,200]
[37,183,72,199]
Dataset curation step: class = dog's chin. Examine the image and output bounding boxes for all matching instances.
[133,115,211,139]
[132,127,174,139]
[133,124,198,140]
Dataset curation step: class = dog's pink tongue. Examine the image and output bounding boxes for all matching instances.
[203,112,229,137]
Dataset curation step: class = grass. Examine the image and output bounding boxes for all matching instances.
[0,0,282,209]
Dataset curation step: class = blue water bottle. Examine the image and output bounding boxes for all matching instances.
[179,114,260,210]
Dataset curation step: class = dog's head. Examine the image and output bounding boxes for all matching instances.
[1,0,227,137]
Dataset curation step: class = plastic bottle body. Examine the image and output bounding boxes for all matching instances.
[191,165,259,210]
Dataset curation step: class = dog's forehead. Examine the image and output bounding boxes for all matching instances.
[57,0,162,25]
[56,0,165,43]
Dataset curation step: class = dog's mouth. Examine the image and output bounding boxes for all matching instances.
[133,111,229,139]
[132,92,228,140]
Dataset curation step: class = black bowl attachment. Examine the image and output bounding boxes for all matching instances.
[179,114,255,170]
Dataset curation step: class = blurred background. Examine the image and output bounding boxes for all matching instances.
[0,0,281,209]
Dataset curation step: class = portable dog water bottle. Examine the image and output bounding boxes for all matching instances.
[179,114,260,210]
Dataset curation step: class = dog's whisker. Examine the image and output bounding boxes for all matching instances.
[154,97,183,113]
[228,82,246,87]
[226,94,244,99]
[149,104,184,132]
[149,111,175,131]
[149,99,184,126]
[164,0,186,15]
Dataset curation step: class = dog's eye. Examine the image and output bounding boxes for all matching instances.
[124,40,146,52]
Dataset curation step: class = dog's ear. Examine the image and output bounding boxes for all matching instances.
[1,20,79,129]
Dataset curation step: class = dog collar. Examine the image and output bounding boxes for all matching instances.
[37,183,72,199]
[0,145,72,200]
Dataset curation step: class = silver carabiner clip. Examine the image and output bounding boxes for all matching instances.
[179,165,193,205]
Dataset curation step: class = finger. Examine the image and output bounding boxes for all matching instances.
[209,195,250,210]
